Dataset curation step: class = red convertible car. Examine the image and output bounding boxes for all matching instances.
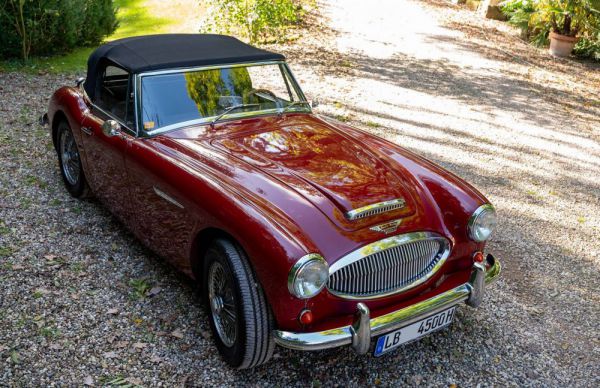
[43,34,500,369]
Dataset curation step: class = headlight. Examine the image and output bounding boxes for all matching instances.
[288,254,329,299]
[468,204,497,242]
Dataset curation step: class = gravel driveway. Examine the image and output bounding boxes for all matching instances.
[1,0,599,386]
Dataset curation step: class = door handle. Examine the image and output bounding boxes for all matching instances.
[81,126,92,135]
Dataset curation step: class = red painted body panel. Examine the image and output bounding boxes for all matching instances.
[48,86,489,333]
[81,109,135,223]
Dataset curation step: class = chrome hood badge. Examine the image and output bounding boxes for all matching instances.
[370,219,403,234]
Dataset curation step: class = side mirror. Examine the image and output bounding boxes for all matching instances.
[102,120,121,137]
[311,98,320,108]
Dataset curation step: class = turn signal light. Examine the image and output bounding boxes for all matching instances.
[299,309,313,325]
[473,251,484,263]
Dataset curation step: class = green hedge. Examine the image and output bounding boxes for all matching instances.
[0,0,117,60]
[201,0,313,44]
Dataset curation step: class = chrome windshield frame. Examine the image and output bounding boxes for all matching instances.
[135,60,310,138]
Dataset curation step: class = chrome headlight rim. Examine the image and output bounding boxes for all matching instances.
[287,253,329,299]
[468,204,496,242]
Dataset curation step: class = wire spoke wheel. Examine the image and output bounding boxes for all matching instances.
[203,239,274,368]
[208,261,238,347]
[60,128,80,185]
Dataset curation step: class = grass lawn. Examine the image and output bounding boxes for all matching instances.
[0,0,203,74]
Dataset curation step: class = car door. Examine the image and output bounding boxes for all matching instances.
[125,137,198,276]
[80,64,136,225]
[122,72,199,276]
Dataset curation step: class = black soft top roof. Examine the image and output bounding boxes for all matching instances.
[84,34,285,99]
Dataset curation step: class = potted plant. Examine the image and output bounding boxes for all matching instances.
[538,0,600,57]
[501,0,600,57]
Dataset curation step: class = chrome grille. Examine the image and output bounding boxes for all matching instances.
[327,233,450,299]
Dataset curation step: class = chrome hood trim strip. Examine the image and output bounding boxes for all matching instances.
[345,198,406,220]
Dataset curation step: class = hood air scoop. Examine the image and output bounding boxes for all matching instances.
[345,198,406,221]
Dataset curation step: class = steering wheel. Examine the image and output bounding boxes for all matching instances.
[243,88,281,107]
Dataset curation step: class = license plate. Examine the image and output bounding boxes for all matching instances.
[374,306,457,357]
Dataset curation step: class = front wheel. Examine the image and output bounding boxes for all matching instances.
[203,239,275,369]
[56,120,91,198]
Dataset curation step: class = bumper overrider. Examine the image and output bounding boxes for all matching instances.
[273,253,501,353]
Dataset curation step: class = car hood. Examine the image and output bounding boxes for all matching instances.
[213,117,417,222]
[163,114,486,256]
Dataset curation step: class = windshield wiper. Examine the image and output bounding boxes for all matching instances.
[210,103,260,126]
[279,100,311,115]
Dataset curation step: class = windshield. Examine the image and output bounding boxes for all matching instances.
[139,62,308,133]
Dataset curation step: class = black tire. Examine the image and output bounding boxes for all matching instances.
[56,120,91,198]
[203,238,275,369]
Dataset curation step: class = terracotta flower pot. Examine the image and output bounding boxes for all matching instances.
[548,31,578,57]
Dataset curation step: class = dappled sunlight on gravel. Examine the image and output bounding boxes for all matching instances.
[275,0,599,385]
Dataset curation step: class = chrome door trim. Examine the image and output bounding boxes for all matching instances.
[153,187,184,209]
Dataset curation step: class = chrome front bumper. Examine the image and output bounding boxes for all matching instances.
[273,254,501,353]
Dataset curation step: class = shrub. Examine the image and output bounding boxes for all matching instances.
[501,0,538,37]
[201,0,314,44]
[574,33,600,58]
[80,0,118,46]
[501,0,600,58]
[0,0,117,60]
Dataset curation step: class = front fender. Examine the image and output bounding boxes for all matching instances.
[135,136,315,330]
